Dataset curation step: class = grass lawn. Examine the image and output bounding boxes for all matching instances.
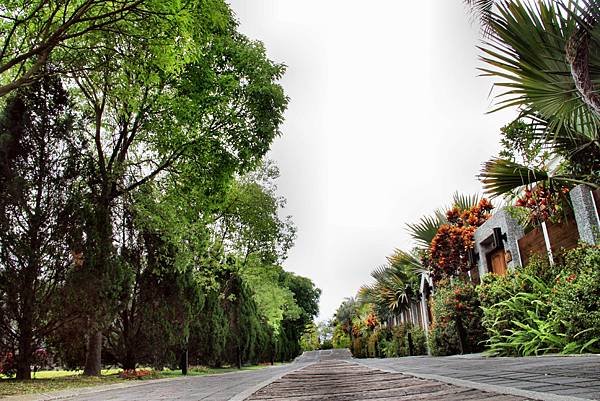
[0,364,277,397]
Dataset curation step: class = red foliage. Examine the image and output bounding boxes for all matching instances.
[429,199,493,281]
[365,313,378,329]
[0,352,14,376]
[515,185,570,224]
[119,369,156,380]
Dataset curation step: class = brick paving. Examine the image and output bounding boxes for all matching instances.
[246,359,531,401]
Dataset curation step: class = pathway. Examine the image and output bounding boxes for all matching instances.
[247,357,530,400]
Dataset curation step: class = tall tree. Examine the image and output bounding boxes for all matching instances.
[69,3,287,374]
[0,75,84,379]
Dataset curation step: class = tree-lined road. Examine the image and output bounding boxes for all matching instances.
[5,350,599,401]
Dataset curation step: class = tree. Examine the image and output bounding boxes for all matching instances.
[334,298,357,340]
[277,273,321,361]
[0,0,203,97]
[477,1,600,196]
[214,161,296,266]
[69,5,287,374]
[0,75,85,379]
[428,199,493,281]
[359,250,421,321]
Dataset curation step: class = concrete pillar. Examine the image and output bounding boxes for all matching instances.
[570,184,600,245]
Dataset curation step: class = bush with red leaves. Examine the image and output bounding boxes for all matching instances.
[429,199,493,281]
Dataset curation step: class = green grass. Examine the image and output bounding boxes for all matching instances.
[157,364,275,378]
[0,374,122,397]
[0,365,277,397]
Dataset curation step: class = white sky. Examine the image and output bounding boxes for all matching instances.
[227,0,515,320]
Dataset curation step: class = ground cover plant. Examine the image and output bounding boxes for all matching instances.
[478,245,600,356]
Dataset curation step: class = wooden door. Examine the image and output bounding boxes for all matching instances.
[488,249,507,276]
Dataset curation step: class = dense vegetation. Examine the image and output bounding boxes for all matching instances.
[0,0,320,380]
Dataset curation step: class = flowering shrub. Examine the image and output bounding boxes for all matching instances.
[0,352,15,377]
[428,199,493,281]
[365,313,378,329]
[119,369,158,380]
[514,185,570,224]
[428,279,486,356]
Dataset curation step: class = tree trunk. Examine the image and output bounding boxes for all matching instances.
[83,197,113,376]
[15,328,33,380]
[83,331,103,376]
[16,267,35,380]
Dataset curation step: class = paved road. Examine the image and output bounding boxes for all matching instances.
[248,357,530,401]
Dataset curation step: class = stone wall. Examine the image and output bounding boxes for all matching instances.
[473,209,524,276]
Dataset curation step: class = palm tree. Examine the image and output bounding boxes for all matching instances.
[476,0,600,197]
[358,250,422,322]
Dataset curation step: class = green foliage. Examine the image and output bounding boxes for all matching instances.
[358,249,422,321]
[299,323,320,352]
[0,76,88,379]
[478,245,600,356]
[478,1,600,197]
[552,246,600,350]
[332,325,351,349]
[349,323,427,359]
[428,280,486,356]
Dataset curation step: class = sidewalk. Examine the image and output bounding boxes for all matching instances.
[358,354,600,401]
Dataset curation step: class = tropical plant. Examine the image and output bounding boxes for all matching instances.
[478,245,600,356]
[428,279,486,356]
[358,250,421,321]
[478,0,600,197]
[427,199,493,281]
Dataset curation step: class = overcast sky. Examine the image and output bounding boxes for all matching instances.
[227,0,516,320]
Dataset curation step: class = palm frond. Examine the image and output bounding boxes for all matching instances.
[479,158,550,197]
[481,0,599,134]
[406,214,445,248]
[452,192,481,211]
[465,0,497,32]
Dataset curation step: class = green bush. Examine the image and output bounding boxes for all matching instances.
[428,279,486,356]
[477,244,600,356]
[552,245,600,353]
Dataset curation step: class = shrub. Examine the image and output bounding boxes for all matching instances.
[478,245,600,356]
[551,245,600,353]
[332,325,351,349]
[428,279,486,356]
[119,369,159,380]
[0,352,15,377]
